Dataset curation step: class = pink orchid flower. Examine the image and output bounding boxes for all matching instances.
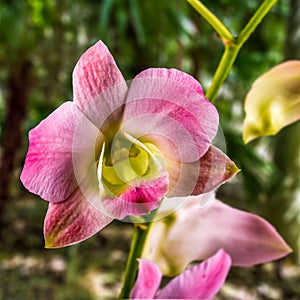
[144,193,292,276]
[20,41,238,248]
[130,249,231,299]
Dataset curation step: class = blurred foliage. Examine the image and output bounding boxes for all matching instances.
[0,0,290,154]
[0,0,299,298]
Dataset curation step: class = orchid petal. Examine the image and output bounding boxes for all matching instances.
[130,259,162,299]
[243,60,300,143]
[73,41,128,129]
[122,68,218,162]
[44,183,113,248]
[20,102,87,203]
[167,145,239,197]
[145,197,292,276]
[100,172,169,219]
[157,249,231,299]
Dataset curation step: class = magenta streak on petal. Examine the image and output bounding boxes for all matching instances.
[135,68,205,96]
[156,249,231,299]
[122,99,210,163]
[72,40,128,129]
[20,102,87,203]
[130,259,162,299]
[191,145,239,195]
[44,186,113,248]
[166,145,238,198]
[123,68,219,161]
[101,172,169,219]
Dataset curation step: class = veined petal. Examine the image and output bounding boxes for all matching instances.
[20,102,88,203]
[122,68,219,162]
[157,249,231,299]
[73,41,128,129]
[130,259,162,299]
[167,145,239,197]
[101,172,169,219]
[127,69,217,142]
[44,184,113,248]
[192,146,239,195]
[243,60,300,143]
[145,198,292,276]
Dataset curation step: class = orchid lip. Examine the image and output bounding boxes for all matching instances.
[84,129,171,220]
[97,132,164,192]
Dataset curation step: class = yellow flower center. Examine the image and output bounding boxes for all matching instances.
[97,132,164,197]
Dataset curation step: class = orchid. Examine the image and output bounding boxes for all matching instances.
[130,249,231,300]
[20,40,238,248]
[143,193,292,276]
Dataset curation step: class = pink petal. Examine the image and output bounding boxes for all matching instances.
[101,172,169,219]
[122,68,219,162]
[157,249,231,299]
[167,145,239,197]
[44,184,113,248]
[20,102,89,202]
[73,40,128,129]
[130,259,162,299]
[146,198,292,275]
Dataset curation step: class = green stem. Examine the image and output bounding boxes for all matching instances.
[206,44,239,102]
[238,0,278,45]
[119,223,151,299]
[187,0,234,43]
[188,0,278,102]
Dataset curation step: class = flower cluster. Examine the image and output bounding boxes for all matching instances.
[21,41,291,299]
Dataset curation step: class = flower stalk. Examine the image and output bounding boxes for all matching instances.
[119,223,151,299]
[186,0,235,44]
[206,44,239,102]
[187,0,279,103]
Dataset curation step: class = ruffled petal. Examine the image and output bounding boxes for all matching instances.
[130,259,162,299]
[122,68,218,162]
[145,197,292,276]
[44,184,113,248]
[156,249,231,299]
[20,102,90,203]
[167,145,239,197]
[73,41,128,129]
[100,172,169,219]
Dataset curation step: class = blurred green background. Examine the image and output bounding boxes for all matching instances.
[0,0,299,299]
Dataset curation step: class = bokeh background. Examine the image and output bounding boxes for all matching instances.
[0,0,299,299]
